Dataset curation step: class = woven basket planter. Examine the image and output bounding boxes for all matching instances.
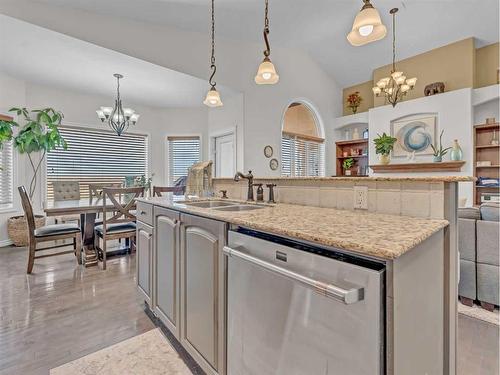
[8,215,46,247]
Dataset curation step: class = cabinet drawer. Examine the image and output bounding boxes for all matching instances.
[136,201,153,225]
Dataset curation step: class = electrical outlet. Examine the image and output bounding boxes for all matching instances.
[353,186,368,210]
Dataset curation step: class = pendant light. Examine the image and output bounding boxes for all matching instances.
[347,0,387,46]
[96,73,139,136]
[204,0,223,107]
[372,8,417,107]
[255,0,279,85]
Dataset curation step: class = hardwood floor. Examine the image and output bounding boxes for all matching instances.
[0,245,498,374]
[0,246,154,375]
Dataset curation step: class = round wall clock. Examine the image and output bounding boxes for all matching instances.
[264,145,273,158]
[269,158,279,170]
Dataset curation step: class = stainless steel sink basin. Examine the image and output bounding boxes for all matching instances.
[213,205,266,212]
[183,200,236,208]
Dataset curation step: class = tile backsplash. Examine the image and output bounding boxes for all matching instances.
[213,179,446,219]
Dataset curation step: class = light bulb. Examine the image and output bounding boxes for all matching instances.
[358,24,374,36]
[262,72,272,80]
[372,87,381,96]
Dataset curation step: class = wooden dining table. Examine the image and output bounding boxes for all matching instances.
[44,198,135,267]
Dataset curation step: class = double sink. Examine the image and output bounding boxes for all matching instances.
[181,200,266,212]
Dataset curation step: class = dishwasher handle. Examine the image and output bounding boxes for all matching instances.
[223,246,364,305]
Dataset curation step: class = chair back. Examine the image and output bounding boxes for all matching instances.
[52,181,80,201]
[102,187,144,227]
[89,183,123,201]
[18,186,35,234]
[153,186,185,197]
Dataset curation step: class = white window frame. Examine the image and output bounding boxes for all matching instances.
[0,112,16,214]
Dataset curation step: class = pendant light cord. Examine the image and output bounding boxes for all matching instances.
[116,75,121,101]
[209,0,217,89]
[263,0,271,57]
[391,8,398,73]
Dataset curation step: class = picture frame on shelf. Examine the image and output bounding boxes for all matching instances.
[391,115,437,157]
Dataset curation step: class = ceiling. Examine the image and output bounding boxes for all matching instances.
[0,15,234,108]
[29,0,500,87]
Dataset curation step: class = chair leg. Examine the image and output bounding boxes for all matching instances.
[102,236,107,270]
[75,232,82,265]
[27,241,36,274]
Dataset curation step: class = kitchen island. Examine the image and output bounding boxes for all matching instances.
[135,176,467,375]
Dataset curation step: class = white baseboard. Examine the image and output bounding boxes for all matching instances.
[0,239,14,248]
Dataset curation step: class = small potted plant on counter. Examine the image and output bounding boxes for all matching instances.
[342,157,355,176]
[373,132,397,165]
[430,130,451,162]
[346,91,362,114]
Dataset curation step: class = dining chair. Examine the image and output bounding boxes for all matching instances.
[152,186,185,197]
[18,186,82,274]
[89,182,123,220]
[94,186,144,270]
[52,181,81,225]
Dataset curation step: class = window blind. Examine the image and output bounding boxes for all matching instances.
[0,141,13,209]
[46,126,148,200]
[167,136,201,184]
[281,134,324,177]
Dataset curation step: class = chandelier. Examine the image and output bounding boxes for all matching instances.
[204,0,223,107]
[255,0,279,85]
[96,74,139,136]
[372,8,417,107]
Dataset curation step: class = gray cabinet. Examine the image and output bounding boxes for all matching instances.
[136,220,153,306]
[153,207,180,338]
[180,213,227,375]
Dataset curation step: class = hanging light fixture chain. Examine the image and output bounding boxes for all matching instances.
[263,0,271,57]
[208,0,217,88]
[392,9,396,73]
[116,75,121,101]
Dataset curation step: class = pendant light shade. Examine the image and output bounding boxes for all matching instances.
[204,0,223,107]
[204,88,223,107]
[347,0,387,46]
[255,57,279,84]
[255,0,279,85]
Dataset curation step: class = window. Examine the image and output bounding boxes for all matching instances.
[46,126,148,200]
[167,136,201,184]
[281,102,324,177]
[0,140,13,209]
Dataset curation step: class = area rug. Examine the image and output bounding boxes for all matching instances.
[458,301,499,326]
[50,329,192,375]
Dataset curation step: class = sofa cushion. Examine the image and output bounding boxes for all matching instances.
[480,203,500,222]
[458,218,476,261]
[458,207,480,220]
[477,220,500,266]
[477,263,499,306]
[35,223,80,237]
[458,259,476,301]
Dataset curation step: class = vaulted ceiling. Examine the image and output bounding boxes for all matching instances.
[30,0,500,87]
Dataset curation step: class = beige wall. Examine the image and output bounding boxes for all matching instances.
[342,80,374,116]
[341,38,494,113]
[283,103,318,137]
[373,38,475,107]
[475,42,499,88]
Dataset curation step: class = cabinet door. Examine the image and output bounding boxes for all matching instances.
[154,207,180,338]
[136,221,153,306]
[180,214,227,375]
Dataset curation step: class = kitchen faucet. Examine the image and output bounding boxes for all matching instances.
[234,170,254,201]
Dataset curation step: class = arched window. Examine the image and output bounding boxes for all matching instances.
[281,102,325,177]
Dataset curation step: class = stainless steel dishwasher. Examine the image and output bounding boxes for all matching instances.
[224,228,385,375]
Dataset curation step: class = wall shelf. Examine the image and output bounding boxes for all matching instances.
[370,161,466,173]
[473,122,499,205]
[335,139,369,176]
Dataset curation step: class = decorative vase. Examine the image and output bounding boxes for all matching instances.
[352,128,360,140]
[450,139,463,161]
[351,106,358,114]
[345,169,352,176]
[379,154,390,165]
[433,155,442,162]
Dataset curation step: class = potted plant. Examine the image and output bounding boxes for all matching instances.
[342,157,355,176]
[430,130,451,162]
[346,91,363,114]
[0,108,67,246]
[373,132,397,165]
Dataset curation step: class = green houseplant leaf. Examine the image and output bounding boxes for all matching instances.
[373,132,397,156]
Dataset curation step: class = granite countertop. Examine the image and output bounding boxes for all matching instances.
[138,196,448,260]
[212,176,474,182]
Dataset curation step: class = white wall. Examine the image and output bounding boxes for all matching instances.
[0,1,342,177]
[0,71,208,243]
[474,99,499,125]
[368,89,474,205]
